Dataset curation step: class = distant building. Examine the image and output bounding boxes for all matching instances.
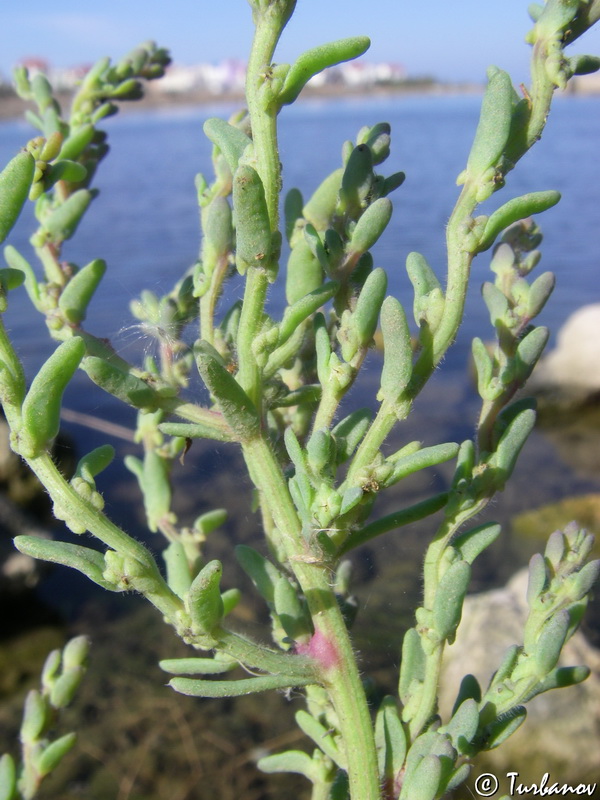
[155,57,407,95]
[13,57,90,92]
[338,60,407,87]
[16,57,49,77]
[7,55,411,98]
[156,60,246,95]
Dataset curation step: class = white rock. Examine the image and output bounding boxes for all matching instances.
[532,303,600,394]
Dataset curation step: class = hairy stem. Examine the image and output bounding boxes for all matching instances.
[236,266,269,407]
[243,435,381,800]
[235,6,287,408]
[25,452,183,621]
[200,254,230,345]
[234,6,382,795]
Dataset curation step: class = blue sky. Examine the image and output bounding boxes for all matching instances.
[2,1,600,84]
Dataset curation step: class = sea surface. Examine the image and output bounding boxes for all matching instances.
[1,92,599,605]
[1,94,599,363]
[1,91,600,800]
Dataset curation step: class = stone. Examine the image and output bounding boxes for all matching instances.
[529,303,600,410]
[0,494,52,595]
[439,568,600,787]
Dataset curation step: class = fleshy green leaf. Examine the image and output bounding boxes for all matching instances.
[20,690,47,743]
[375,696,407,782]
[43,189,93,242]
[443,698,479,750]
[0,151,35,243]
[0,753,17,800]
[284,187,303,243]
[233,164,272,275]
[399,628,427,704]
[466,67,514,176]
[402,753,442,800]
[35,733,76,777]
[519,665,590,703]
[194,341,261,441]
[347,198,393,257]
[378,296,412,405]
[258,749,320,781]
[452,522,501,565]
[57,258,106,323]
[432,560,471,641]
[235,545,281,605]
[159,657,237,675]
[352,267,388,349]
[158,420,234,443]
[295,709,346,768]
[451,674,482,716]
[303,168,343,230]
[527,552,548,606]
[490,400,536,487]
[163,541,192,599]
[339,144,373,218]
[203,117,252,174]
[170,672,313,697]
[20,337,86,457]
[186,559,224,634]
[274,574,310,640]
[533,609,570,677]
[478,191,560,251]
[332,408,373,464]
[285,237,324,304]
[482,706,526,749]
[278,37,370,106]
[14,536,119,589]
[383,442,459,488]
[82,356,159,412]
[279,281,339,345]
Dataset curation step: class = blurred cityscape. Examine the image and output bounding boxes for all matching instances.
[0,55,453,114]
[0,56,412,95]
[1,54,599,117]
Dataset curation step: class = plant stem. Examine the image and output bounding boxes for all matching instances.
[430,196,477,367]
[0,318,25,407]
[200,254,229,345]
[25,452,183,621]
[350,28,568,489]
[236,266,268,407]
[345,398,410,487]
[36,243,65,286]
[406,643,445,741]
[235,8,381,794]
[347,43,558,487]
[243,436,381,800]
[236,4,287,408]
[245,3,290,228]
[406,503,490,739]
[312,349,367,434]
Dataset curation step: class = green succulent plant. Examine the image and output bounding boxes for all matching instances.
[1,3,599,798]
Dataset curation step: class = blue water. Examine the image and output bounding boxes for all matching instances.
[1,93,599,556]
[1,97,599,794]
[2,94,598,368]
